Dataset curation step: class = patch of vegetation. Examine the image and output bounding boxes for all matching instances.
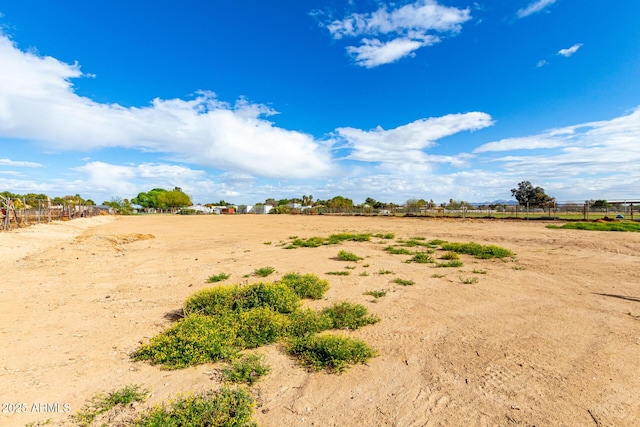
[134,314,239,369]
[472,269,487,274]
[440,242,513,259]
[512,265,526,270]
[439,251,460,260]
[373,233,395,239]
[384,245,413,255]
[337,250,363,262]
[460,276,479,285]
[407,252,435,264]
[377,269,394,275]
[431,273,446,278]
[235,307,290,348]
[278,273,329,300]
[547,222,640,232]
[221,354,271,385]
[286,334,377,373]
[344,265,356,270]
[254,266,276,277]
[74,385,148,426]
[364,290,387,298]
[321,302,380,330]
[263,241,272,245]
[326,270,350,276]
[286,233,372,249]
[359,271,369,276]
[392,278,415,286]
[133,386,256,427]
[287,308,333,338]
[436,260,464,268]
[240,282,300,313]
[396,238,433,248]
[429,239,447,246]
[206,273,230,283]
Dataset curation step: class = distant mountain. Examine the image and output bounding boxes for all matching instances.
[470,199,517,207]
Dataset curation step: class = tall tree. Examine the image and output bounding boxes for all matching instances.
[511,181,555,208]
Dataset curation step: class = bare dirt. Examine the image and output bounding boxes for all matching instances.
[1,214,639,426]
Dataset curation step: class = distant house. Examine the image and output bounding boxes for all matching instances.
[254,205,273,214]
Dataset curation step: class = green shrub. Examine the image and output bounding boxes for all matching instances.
[291,236,326,247]
[134,314,239,369]
[321,302,380,330]
[133,387,256,427]
[279,273,330,299]
[235,307,290,348]
[439,251,460,260]
[377,269,394,275]
[548,222,640,232]
[184,285,243,316]
[374,233,395,239]
[337,250,363,262]
[439,242,513,259]
[287,308,333,338]
[326,271,350,276]
[435,260,464,268]
[221,354,271,386]
[328,233,371,244]
[408,252,435,263]
[364,290,386,298]
[74,385,148,426]
[254,266,276,277]
[392,278,415,286]
[287,334,377,372]
[241,282,300,314]
[384,246,413,255]
[207,273,231,283]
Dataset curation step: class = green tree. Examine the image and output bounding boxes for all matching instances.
[511,181,554,208]
[327,196,354,212]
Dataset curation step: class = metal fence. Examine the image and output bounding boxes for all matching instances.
[1,197,109,231]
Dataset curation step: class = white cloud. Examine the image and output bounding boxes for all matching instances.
[558,43,583,57]
[517,0,556,19]
[337,112,494,168]
[0,158,43,167]
[537,59,548,67]
[0,32,333,180]
[474,107,640,197]
[324,0,471,67]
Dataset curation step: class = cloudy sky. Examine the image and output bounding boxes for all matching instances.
[1,0,639,205]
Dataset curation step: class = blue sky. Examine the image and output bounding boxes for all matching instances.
[1,0,639,205]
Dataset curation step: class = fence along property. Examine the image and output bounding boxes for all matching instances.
[1,195,108,231]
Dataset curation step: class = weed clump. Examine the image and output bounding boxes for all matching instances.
[133,387,256,427]
[384,246,413,255]
[221,354,271,385]
[408,252,435,264]
[207,273,230,283]
[337,250,363,262]
[74,385,148,427]
[278,273,329,299]
[392,278,415,286]
[254,266,276,277]
[440,242,512,259]
[322,302,380,330]
[286,334,377,373]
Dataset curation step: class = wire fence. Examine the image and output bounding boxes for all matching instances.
[1,197,111,231]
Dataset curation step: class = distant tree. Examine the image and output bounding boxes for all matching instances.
[511,181,555,209]
[590,199,611,210]
[327,196,354,212]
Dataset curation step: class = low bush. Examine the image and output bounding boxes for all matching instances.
[236,307,290,348]
[286,334,377,373]
[439,251,460,260]
[439,242,513,259]
[436,260,464,268]
[392,278,415,286]
[322,302,380,330]
[279,273,330,299]
[254,266,276,277]
[241,282,299,314]
[74,385,148,426]
[184,285,242,316]
[133,387,256,427]
[364,290,387,298]
[287,308,333,338]
[384,246,413,255]
[408,252,435,264]
[337,250,363,262]
[326,271,350,276]
[206,273,230,283]
[221,354,271,385]
[133,314,239,369]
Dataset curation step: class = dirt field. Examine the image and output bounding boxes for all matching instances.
[1,214,639,426]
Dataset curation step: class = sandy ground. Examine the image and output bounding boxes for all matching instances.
[1,214,639,427]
